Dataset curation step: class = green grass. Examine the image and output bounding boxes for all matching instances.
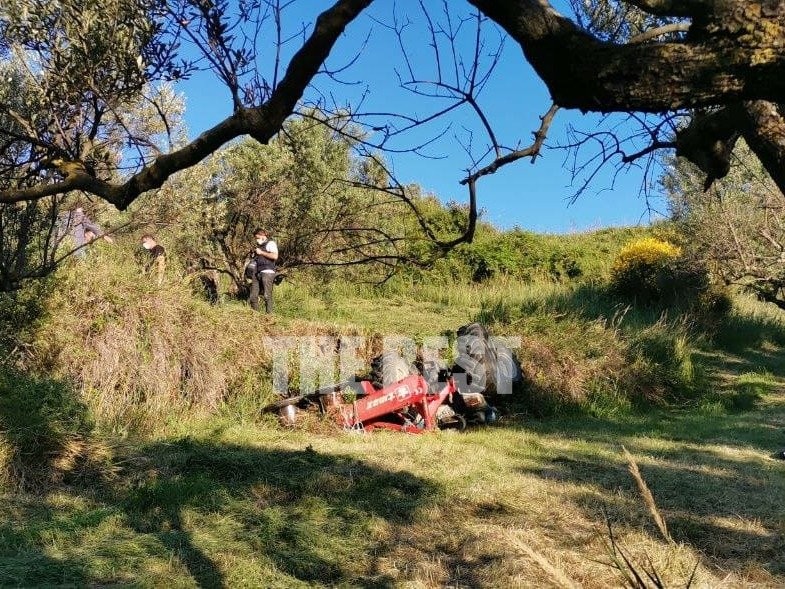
[1,392,784,587]
[1,262,785,586]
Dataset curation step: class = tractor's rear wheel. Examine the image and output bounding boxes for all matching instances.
[452,322,522,394]
[370,351,418,388]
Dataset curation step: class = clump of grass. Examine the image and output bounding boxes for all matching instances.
[700,370,776,414]
[730,371,775,408]
[510,535,581,589]
[24,248,283,433]
[601,516,698,589]
[0,368,113,491]
[628,320,709,402]
[475,298,516,326]
[583,379,634,418]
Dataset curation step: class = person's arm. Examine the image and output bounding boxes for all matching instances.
[83,218,114,243]
[257,241,278,261]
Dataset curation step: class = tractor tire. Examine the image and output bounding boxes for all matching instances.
[452,322,522,395]
[370,351,419,389]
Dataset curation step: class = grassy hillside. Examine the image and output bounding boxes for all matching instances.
[0,226,784,587]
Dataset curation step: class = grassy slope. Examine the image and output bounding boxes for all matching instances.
[4,407,783,587]
[1,393,783,587]
[1,282,783,588]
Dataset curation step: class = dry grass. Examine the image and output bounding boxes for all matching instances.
[1,369,783,587]
[1,246,783,586]
[508,534,582,588]
[622,445,672,544]
[28,253,371,433]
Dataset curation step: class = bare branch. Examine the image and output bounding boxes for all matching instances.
[628,22,690,44]
[0,0,375,208]
[462,103,559,185]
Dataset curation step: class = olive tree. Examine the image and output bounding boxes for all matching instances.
[137,112,421,291]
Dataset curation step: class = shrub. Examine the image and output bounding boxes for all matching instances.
[611,237,682,301]
[610,237,713,307]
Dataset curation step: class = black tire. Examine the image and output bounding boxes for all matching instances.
[421,357,450,392]
[370,351,419,388]
[453,322,522,394]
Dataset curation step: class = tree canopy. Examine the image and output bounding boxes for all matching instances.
[1,0,785,234]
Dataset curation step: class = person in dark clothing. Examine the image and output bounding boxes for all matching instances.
[140,234,166,286]
[248,228,278,313]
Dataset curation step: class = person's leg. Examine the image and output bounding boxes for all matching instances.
[261,272,275,313]
[248,276,261,311]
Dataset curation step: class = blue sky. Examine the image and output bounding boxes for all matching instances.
[176,1,669,234]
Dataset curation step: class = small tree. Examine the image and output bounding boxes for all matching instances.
[664,141,785,310]
[137,112,417,292]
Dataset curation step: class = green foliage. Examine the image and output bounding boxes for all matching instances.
[136,112,416,291]
[402,224,648,286]
[727,371,775,411]
[664,140,785,310]
[0,282,49,355]
[0,0,182,184]
[582,380,633,419]
[610,237,713,307]
[699,371,775,415]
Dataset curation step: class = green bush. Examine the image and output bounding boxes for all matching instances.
[610,237,713,307]
[0,283,50,357]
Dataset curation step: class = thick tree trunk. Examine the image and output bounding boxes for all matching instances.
[741,101,785,195]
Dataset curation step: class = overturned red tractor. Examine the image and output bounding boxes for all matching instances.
[266,323,521,433]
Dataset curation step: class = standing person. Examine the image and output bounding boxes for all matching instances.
[140,234,166,286]
[58,206,114,257]
[248,228,278,313]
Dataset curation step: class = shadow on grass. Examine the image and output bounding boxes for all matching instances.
[120,438,440,587]
[0,436,440,587]
[508,401,785,577]
[0,368,442,587]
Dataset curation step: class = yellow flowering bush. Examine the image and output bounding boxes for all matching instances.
[611,238,682,277]
[611,237,703,304]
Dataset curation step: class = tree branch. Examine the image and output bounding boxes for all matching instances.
[461,103,559,185]
[468,0,785,112]
[0,0,374,208]
[628,22,691,44]
[622,0,707,17]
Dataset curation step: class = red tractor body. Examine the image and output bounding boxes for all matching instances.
[331,374,455,433]
[271,373,490,433]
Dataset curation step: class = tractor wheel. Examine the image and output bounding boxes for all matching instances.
[452,322,522,394]
[370,351,418,388]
